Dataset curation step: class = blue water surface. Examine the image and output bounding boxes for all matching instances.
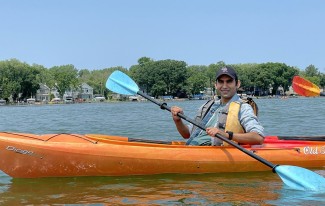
[0,97,324,205]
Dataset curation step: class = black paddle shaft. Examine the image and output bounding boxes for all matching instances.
[138,91,277,171]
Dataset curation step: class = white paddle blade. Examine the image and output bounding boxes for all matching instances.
[275,165,325,191]
[106,71,139,95]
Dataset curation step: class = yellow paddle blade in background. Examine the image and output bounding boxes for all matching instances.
[292,76,320,97]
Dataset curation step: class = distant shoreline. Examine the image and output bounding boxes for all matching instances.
[0,95,323,107]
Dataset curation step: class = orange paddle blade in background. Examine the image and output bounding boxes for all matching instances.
[292,76,320,97]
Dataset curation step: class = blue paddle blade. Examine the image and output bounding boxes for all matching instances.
[275,165,325,191]
[106,71,139,95]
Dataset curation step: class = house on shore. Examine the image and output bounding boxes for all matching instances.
[36,84,51,102]
[77,83,93,102]
[36,83,94,103]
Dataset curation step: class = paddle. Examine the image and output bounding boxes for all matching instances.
[106,70,325,191]
[292,76,321,97]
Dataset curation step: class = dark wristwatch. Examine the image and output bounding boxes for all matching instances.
[226,131,233,140]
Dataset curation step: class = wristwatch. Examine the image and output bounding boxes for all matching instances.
[226,131,233,140]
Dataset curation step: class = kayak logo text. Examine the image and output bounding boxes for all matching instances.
[6,146,34,155]
[303,146,325,155]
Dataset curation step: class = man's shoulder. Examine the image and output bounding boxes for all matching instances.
[229,94,242,102]
[200,98,219,107]
[239,100,257,116]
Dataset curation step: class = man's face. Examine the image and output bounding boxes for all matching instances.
[215,75,239,100]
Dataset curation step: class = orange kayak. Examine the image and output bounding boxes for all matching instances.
[0,132,324,178]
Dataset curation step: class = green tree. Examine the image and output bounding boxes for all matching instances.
[20,65,41,99]
[0,59,23,100]
[185,65,208,96]
[1,57,322,101]
[138,56,153,65]
[0,59,40,101]
[130,58,187,98]
[320,73,325,91]
[151,80,167,97]
[305,65,319,77]
[234,63,258,92]
[36,64,56,100]
[254,63,298,95]
[302,65,321,86]
[79,67,128,98]
[78,69,91,79]
[49,65,79,99]
[206,61,226,95]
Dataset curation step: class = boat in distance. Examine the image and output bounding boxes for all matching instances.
[0,132,324,178]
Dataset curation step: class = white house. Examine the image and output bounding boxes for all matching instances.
[36,84,51,102]
[36,83,94,102]
[77,83,94,101]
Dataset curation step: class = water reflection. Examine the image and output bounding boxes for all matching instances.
[0,172,292,205]
[1,170,323,205]
[268,187,325,205]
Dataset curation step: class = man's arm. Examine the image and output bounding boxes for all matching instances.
[238,103,265,144]
[206,128,264,145]
[171,106,191,139]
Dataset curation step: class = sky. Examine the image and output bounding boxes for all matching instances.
[1,0,325,73]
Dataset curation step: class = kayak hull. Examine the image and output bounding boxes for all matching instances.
[0,132,324,178]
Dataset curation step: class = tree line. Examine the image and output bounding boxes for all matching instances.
[130,57,325,97]
[0,58,324,101]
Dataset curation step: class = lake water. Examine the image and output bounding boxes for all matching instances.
[0,97,324,205]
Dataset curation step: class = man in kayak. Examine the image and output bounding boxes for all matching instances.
[171,66,264,146]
